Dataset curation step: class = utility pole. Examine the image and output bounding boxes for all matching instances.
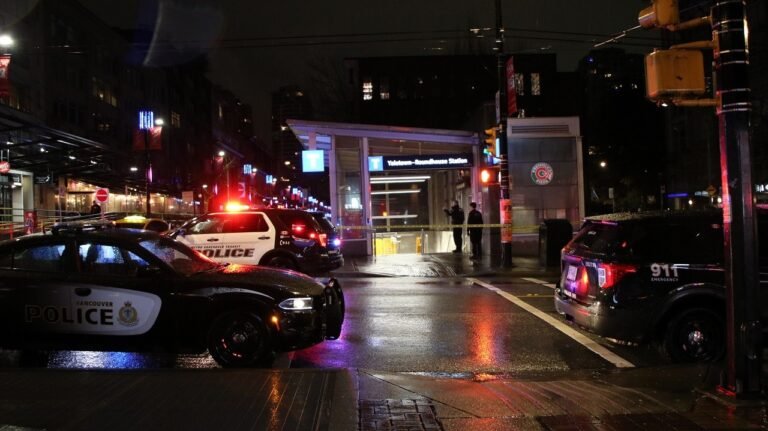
[713,0,761,397]
[495,0,513,267]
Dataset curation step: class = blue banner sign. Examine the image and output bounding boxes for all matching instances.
[368,153,473,171]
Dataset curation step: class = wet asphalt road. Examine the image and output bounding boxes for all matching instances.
[4,275,672,377]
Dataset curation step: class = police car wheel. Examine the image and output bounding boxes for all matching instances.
[662,307,724,363]
[324,286,344,340]
[266,256,297,270]
[207,311,270,368]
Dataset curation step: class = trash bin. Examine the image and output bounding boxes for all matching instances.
[539,219,573,267]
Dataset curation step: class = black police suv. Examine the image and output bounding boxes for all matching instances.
[171,208,343,274]
[0,225,344,367]
[555,209,767,362]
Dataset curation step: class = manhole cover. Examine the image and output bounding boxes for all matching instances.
[359,399,443,431]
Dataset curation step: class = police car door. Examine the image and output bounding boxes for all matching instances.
[215,212,275,264]
[61,241,163,337]
[5,240,72,338]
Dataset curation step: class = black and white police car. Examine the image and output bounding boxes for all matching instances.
[0,222,344,367]
[170,206,343,274]
[555,209,767,362]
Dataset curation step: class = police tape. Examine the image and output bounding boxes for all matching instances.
[337,224,541,233]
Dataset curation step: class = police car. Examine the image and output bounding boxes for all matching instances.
[555,209,768,363]
[170,207,343,273]
[0,222,344,367]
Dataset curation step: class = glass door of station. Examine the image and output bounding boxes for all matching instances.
[370,173,430,255]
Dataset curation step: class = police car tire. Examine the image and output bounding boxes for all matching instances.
[324,286,343,340]
[265,255,297,270]
[207,311,270,368]
[662,307,725,363]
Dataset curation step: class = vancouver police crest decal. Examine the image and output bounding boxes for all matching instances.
[117,301,139,326]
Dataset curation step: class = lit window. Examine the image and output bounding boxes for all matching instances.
[380,78,390,100]
[171,111,181,128]
[531,73,541,96]
[362,79,373,101]
[514,73,525,96]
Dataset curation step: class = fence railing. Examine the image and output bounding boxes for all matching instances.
[0,208,195,239]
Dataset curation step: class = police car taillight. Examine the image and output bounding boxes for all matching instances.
[597,263,637,289]
[292,224,326,246]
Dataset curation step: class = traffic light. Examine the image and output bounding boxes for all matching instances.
[639,0,679,29]
[645,49,706,100]
[483,127,497,157]
[480,168,498,185]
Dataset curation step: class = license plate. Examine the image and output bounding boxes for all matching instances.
[566,265,578,281]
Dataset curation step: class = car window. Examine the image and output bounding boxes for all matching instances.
[571,222,621,256]
[187,215,225,234]
[79,243,148,275]
[312,214,335,232]
[625,219,722,263]
[13,244,66,272]
[221,213,267,233]
[139,238,219,276]
[278,212,322,231]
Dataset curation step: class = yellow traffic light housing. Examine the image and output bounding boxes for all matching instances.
[483,127,497,157]
[645,49,706,101]
[639,0,680,29]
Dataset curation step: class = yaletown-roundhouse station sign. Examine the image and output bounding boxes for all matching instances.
[368,154,474,171]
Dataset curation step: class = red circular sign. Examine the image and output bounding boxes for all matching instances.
[95,188,109,203]
[0,160,9,174]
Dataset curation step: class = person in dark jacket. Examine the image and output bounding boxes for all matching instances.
[467,202,483,260]
[443,200,464,253]
[90,200,101,215]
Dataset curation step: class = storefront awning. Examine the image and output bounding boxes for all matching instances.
[0,105,146,191]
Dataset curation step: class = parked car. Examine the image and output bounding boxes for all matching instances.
[170,208,343,273]
[555,209,767,362]
[113,215,170,233]
[0,222,344,367]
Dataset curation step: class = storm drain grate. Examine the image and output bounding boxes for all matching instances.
[359,399,443,431]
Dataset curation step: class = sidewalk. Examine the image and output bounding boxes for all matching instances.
[331,252,559,279]
[1,364,764,430]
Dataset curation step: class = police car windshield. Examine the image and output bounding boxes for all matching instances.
[139,238,219,276]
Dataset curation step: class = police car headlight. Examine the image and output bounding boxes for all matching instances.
[279,297,313,311]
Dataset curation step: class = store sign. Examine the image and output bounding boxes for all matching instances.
[35,175,52,184]
[302,150,325,173]
[530,162,554,185]
[368,154,473,171]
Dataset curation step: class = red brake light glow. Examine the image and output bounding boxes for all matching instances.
[597,263,637,289]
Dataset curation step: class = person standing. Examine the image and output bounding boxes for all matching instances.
[90,200,101,215]
[467,202,483,260]
[443,200,464,253]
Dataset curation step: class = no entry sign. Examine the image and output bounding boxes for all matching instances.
[0,160,9,174]
[95,187,109,203]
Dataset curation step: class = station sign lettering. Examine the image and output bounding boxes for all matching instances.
[368,154,473,171]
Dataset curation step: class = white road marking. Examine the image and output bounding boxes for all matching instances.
[468,277,635,369]
[522,277,557,289]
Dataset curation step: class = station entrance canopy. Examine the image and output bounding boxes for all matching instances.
[287,119,480,256]
[0,105,140,191]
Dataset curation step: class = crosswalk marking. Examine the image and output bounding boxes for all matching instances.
[468,277,635,369]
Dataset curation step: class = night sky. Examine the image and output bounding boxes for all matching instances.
[75,0,653,139]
